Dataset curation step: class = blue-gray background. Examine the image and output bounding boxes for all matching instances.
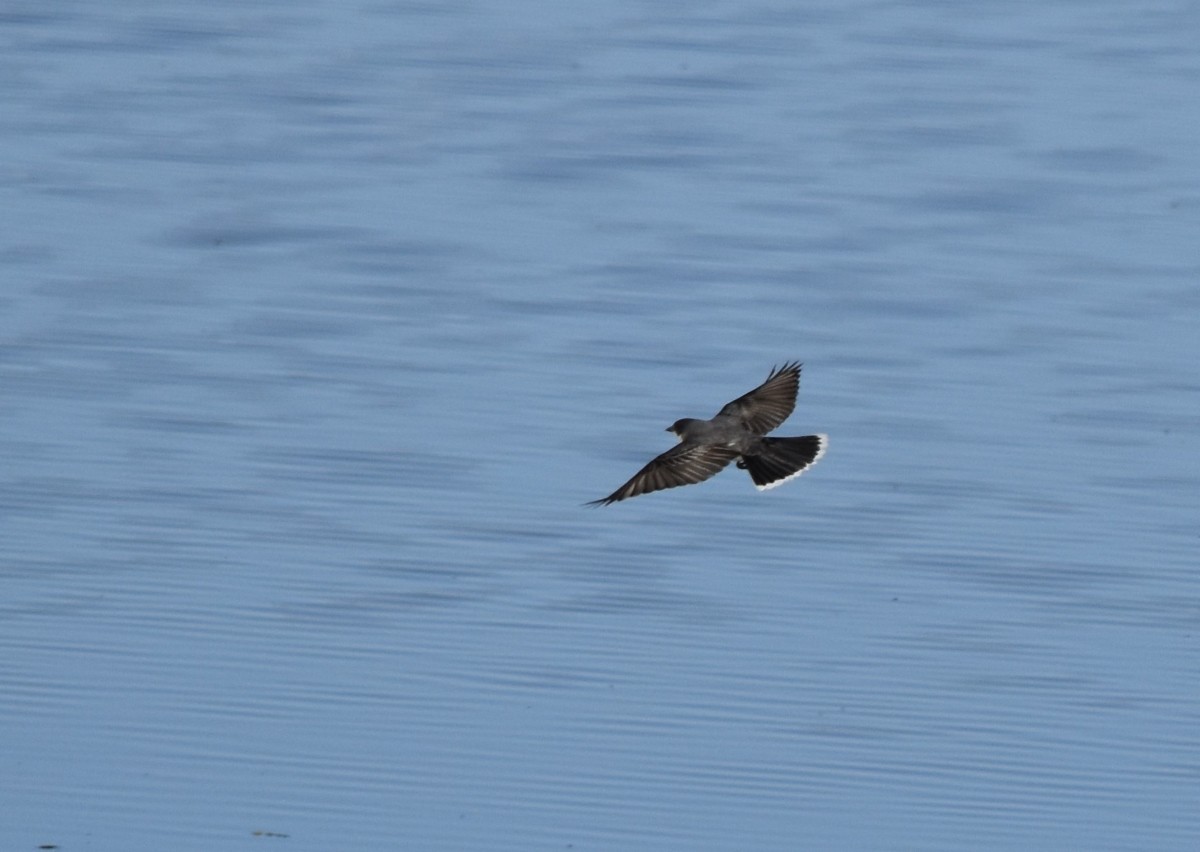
[3,1,1198,850]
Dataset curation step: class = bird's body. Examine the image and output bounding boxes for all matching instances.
[588,362,827,506]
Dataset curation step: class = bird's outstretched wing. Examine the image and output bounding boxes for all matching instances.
[587,443,741,506]
[715,361,802,435]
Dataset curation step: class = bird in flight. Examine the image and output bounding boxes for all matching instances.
[588,361,827,506]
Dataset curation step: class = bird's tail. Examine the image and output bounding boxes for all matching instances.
[738,435,828,490]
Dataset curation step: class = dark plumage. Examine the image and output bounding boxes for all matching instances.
[588,362,828,505]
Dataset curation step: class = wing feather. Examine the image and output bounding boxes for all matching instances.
[716,361,802,435]
[588,443,740,506]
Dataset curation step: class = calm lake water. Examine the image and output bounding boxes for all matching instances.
[3,1,1198,850]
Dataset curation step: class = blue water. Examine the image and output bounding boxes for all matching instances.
[3,1,1198,850]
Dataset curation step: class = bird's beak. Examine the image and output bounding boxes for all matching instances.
[664,426,673,432]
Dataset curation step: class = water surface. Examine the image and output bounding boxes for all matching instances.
[2,1,1198,850]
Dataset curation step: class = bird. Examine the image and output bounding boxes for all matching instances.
[588,361,827,506]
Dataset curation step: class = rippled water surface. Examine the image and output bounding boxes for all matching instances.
[3,1,1199,850]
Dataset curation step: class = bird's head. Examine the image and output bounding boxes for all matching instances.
[666,418,692,439]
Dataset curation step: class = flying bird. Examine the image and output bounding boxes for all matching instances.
[588,361,828,506]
